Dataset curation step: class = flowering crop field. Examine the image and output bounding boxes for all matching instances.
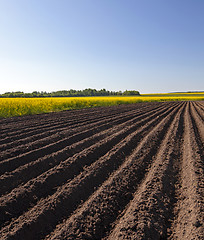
[0,94,204,118]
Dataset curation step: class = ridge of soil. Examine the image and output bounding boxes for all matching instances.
[0,101,203,240]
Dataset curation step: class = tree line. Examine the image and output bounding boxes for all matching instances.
[0,89,140,98]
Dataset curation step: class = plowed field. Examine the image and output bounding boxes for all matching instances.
[0,101,203,240]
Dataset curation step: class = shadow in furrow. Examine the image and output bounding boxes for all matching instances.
[0,104,178,230]
[43,104,185,240]
[0,104,181,239]
[104,103,185,240]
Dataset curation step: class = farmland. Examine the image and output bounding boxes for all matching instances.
[0,101,203,239]
[0,92,204,118]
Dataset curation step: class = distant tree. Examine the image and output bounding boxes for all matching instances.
[123,90,140,96]
[0,89,140,98]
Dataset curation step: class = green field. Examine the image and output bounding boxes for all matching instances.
[0,93,204,118]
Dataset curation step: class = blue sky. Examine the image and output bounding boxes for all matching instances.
[0,0,203,94]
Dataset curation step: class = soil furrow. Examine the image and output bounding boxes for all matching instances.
[0,103,177,227]
[0,102,153,152]
[195,101,204,113]
[0,103,181,240]
[0,103,162,165]
[169,102,204,239]
[0,108,107,138]
[0,104,147,159]
[0,110,145,172]
[0,103,160,158]
[105,103,185,240]
[46,103,185,240]
[0,103,170,197]
[1,102,169,182]
[0,105,122,134]
[190,102,204,144]
[0,101,203,240]
[193,101,204,121]
[0,102,150,129]
[0,103,155,141]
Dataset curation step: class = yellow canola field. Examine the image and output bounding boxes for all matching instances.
[0,95,203,118]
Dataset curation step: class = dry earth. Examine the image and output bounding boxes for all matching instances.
[0,101,203,240]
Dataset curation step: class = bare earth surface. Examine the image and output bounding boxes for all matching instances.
[0,101,203,240]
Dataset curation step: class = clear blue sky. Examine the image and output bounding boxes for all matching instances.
[0,0,203,94]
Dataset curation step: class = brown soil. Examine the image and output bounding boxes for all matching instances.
[0,101,203,240]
